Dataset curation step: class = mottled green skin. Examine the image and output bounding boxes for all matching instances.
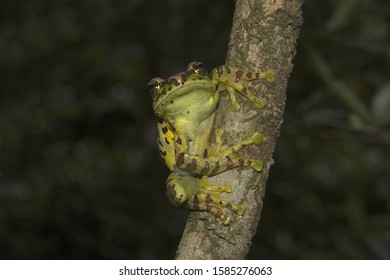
[148,61,274,225]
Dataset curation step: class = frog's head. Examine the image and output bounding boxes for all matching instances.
[147,61,211,117]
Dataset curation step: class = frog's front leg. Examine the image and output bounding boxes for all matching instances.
[211,65,275,111]
[166,173,245,225]
[176,131,263,176]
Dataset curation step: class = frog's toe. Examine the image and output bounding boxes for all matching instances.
[187,189,246,225]
[231,101,241,111]
[251,132,263,145]
[253,97,267,109]
[229,202,245,216]
[210,206,231,225]
[261,69,275,83]
[215,128,224,140]
[208,200,245,225]
[221,216,231,225]
[249,160,262,172]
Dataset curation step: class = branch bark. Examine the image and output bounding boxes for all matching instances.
[175,0,303,259]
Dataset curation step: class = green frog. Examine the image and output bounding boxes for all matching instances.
[148,61,274,225]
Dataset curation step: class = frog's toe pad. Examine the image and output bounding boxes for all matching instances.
[253,97,267,109]
[261,70,276,83]
[231,101,241,112]
[249,160,262,172]
[251,132,263,145]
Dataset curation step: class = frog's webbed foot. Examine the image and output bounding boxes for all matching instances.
[224,84,266,112]
[221,131,263,172]
[166,173,245,225]
[205,129,263,173]
[212,66,275,111]
[186,177,245,225]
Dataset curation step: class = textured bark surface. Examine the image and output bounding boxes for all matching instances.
[175,0,303,259]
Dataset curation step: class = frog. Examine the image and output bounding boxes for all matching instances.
[148,61,275,225]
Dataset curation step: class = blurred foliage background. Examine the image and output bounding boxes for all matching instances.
[0,0,389,259]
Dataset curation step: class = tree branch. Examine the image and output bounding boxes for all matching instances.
[175,0,303,259]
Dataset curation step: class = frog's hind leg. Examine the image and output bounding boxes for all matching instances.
[178,129,263,176]
[185,177,246,225]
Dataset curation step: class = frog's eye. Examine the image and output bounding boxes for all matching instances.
[187,61,208,76]
[147,78,164,99]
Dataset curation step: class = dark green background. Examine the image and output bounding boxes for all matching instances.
[0,0,389,259]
